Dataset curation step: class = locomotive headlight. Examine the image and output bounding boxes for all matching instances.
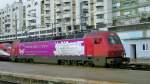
[121,52,126,58]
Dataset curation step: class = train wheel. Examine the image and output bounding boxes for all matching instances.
[64,60,69,65]
[106,64,111,68]
[83,61,89,66]
[28,59,34,63]
[84,61,94,67]
[10,58,15,62]
[89,63,95,67]
[58,60,65,65]
[19,59,25,63]
[57,60,62,65]
[15,58,19,62]
[24,59,29,63]
[68,60,73,65]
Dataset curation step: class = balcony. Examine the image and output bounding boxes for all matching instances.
[27,17,36,21]
[56,0,61,5]
[45,18,51,22]
[56,8,61,12]
[65,22,71,25]
[56,15,62,19]
[56,24,61,27]
[96,2,104,6]
[96,10,104,14]
[45,8,50,11]
[64,13,71,18]
[96,18,105,23]
[82,5,88,10]
[82,0,88,2]
[29,22,36,26]
[63,0,70,3]
[45,0,50,3]
[63,6,71,11]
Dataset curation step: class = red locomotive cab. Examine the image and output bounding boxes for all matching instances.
[107,33,125,58]
[84,32,124,57]
[84,32,126,66]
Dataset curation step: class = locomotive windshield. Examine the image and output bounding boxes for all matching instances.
[108,35,122,44]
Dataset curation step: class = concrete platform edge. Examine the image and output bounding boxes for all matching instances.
[0,71,128,84]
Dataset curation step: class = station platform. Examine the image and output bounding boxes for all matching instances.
[0,71,127,84]
[0,62,148,84]
[130,59,150,65]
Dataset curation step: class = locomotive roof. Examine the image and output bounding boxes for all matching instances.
[19,32,85,42]
[0,40,14,43]
[85,31,115,37]
[18,31,114,42]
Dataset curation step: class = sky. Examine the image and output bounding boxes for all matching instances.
[0,0,19,9]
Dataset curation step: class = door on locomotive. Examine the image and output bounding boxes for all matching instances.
[84,34,107,66]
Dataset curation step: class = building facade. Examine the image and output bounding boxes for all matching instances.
[0,5,12,34]
[111,0,150,60]
[93,0,112,30]
[12,1,25,32]
[25,0,42,30]
[0,0,112,40]
[0,0,24,40]
[112,0,150,26]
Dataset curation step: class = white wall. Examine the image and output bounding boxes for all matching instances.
[117,30,150,59]
[124,39,150,59]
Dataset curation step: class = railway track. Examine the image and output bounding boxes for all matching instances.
[6,58,150,71]
[119,63,150,71]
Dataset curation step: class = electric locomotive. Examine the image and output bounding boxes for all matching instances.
[0,31,129,66]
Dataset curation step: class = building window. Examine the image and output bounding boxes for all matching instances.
[45,4,50,8]
[143,43,149,50]
[96,14,104,19]
[27,4,31,8]
[45,10,50,14]
[96,6,104,11]
[97,0,103,2]
[35,2,38,6]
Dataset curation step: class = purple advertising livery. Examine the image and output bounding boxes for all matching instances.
[19,39,85,57]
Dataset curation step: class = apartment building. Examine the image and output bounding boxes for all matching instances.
[25,0,43,30]
[43,0,90,36]
[111,0,150,60]
[0,5,12,34]
[12,1,25,32]
[76,0,112,31]
[26,0,112,36]
[54,0,76,36]
[44,0,51,28]
[0,0,24,40]
[112,0,150,26]
[94,0,112,30]
[76,0,89,31]
[0,0,113,40]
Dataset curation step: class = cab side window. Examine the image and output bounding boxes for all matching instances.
[94,38,101,44]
